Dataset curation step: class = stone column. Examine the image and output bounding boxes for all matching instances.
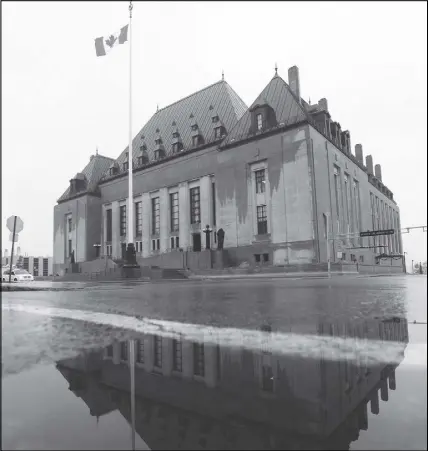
[380,378,389,401]
[179,182,190,250]
[159,187,169,253]
[111,201,120,259]
[142,193,151,258]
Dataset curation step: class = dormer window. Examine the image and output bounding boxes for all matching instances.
[191,124,198,132]
[192,135,200,147]
[257,113,263,131]
[123,161,129,171]
[140,144,147,152]
[172,142,183,154]
[155,138,163,145]
[109,164,119,176]
[214,126,225,139]
[212,115,219,123]
[172,131,180,139]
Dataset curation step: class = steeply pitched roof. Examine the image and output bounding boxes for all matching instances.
[109,79,248,171]
[57,153,115,203]
[220,74,309,149]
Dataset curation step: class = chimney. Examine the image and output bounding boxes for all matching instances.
[318,98,328,112]
[355,144,364,164]
[366,155,374,175]
[4,249,8,258]
[288,66,300,99]
[375,164,382,181]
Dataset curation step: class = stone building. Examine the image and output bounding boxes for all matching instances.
[53,66,403,274]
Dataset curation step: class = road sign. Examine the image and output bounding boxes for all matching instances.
[6,215,24,233]
[9,233,18,242]
[360,229,395,237]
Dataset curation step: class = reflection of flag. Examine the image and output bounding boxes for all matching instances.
[95,25,128,57]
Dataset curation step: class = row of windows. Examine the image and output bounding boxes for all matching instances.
[105,183,217,241]
[370,192,400,254]
[109,337,206,377]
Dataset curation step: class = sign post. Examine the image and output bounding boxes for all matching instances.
[6,215,24,283]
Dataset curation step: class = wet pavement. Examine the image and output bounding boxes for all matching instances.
[2,275,427,450]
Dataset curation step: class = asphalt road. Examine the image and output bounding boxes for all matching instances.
[2,275,427,450]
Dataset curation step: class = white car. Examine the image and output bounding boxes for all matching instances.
[2,268,34,282]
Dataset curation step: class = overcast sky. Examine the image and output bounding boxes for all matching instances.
[2,1,427,267]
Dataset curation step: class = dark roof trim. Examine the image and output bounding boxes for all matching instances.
[99,140,222,185]
[57,190,101,205]
[219,119,309,151]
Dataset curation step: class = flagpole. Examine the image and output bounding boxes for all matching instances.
[127,0,135,262]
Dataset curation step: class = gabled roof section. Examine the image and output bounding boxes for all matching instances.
[220,74,309,149]
[57,153,115,203]
[105,80,248,175]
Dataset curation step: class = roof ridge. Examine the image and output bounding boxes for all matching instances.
[156,80,224,114]
[94,153,115,162]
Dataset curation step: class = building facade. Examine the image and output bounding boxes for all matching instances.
[53,66,403,274]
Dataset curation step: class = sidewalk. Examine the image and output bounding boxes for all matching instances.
[187,271,356,280]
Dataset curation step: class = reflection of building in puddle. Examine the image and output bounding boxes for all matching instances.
[56,317,408,450]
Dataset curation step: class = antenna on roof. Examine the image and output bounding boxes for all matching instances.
[222,70,224,81]
[156,104,159,113]
[274,63,278,76]
[96,146,98,155]
[309,97,311,105]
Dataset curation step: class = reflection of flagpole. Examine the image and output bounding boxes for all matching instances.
[127,1,134,253]
[129,339,136,451]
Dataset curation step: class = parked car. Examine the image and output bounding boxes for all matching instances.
[2,268,34,282]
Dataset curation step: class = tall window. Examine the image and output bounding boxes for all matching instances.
[193,343,205,377]
[136,339,145,364]
[135,201,142,236]
[68,217,72,232]
[170,192,179,232]
[256,113,263,131]
[172,338,183,372]
[119,205,127,236]
[343,174,350,234]
[151,197,160,235]
[153,335,162,368]
[257,205,268,235]
[333,166,341,233]
[255,169,266,194]
[43,258,48,276]
[212,182,216,226]
[353,180,361,244]
[106,209,112,242]
[68,240,72,258]
[190,187,201,224]
[33,258,39,276]
[120,341,128,361]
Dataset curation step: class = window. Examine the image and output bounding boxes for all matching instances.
[214,127,224,139]
[106,244,112,256]
[157,238,160,250]
[106,209,112,242]
[23,257,29,271]
[68,240,72,258]
[172,142,183,153]
[151,197,160,235]
[152,239,156,251]
[343,174,350,233]
[192,135,200,147]
[256,113,263,131]
[33,258,39,276]
[135,201,142,236]
[120,205,127,236]
[68,217,72,232]
[212,115,219,123]
[190,187,201,224]
[262,365,274,392]
[120,341,128,361]
[106,345,113,358]
[135,241,142,253]
[212,182,216,226]
[359,255,364,263]
[137,155,144,166]
[170,192,179,232]
[172,338,183,372]
[136,339,145,364]
[353,180,361,244]
[350,254,356,262]
[43,258,48,276]
[254,254,261,263]
[342,253,346,261]
[123,161,129,171]
[255,169,266,194]
[257,205,268,235]
[193,343,205,377]
[175,237,179,248]
[263,253,269,262]
[333,166,341,233]
[154,336,162,368]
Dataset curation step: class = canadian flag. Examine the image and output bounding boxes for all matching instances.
[95,25,128,57]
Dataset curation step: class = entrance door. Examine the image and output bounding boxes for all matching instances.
[192,233,201,252]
